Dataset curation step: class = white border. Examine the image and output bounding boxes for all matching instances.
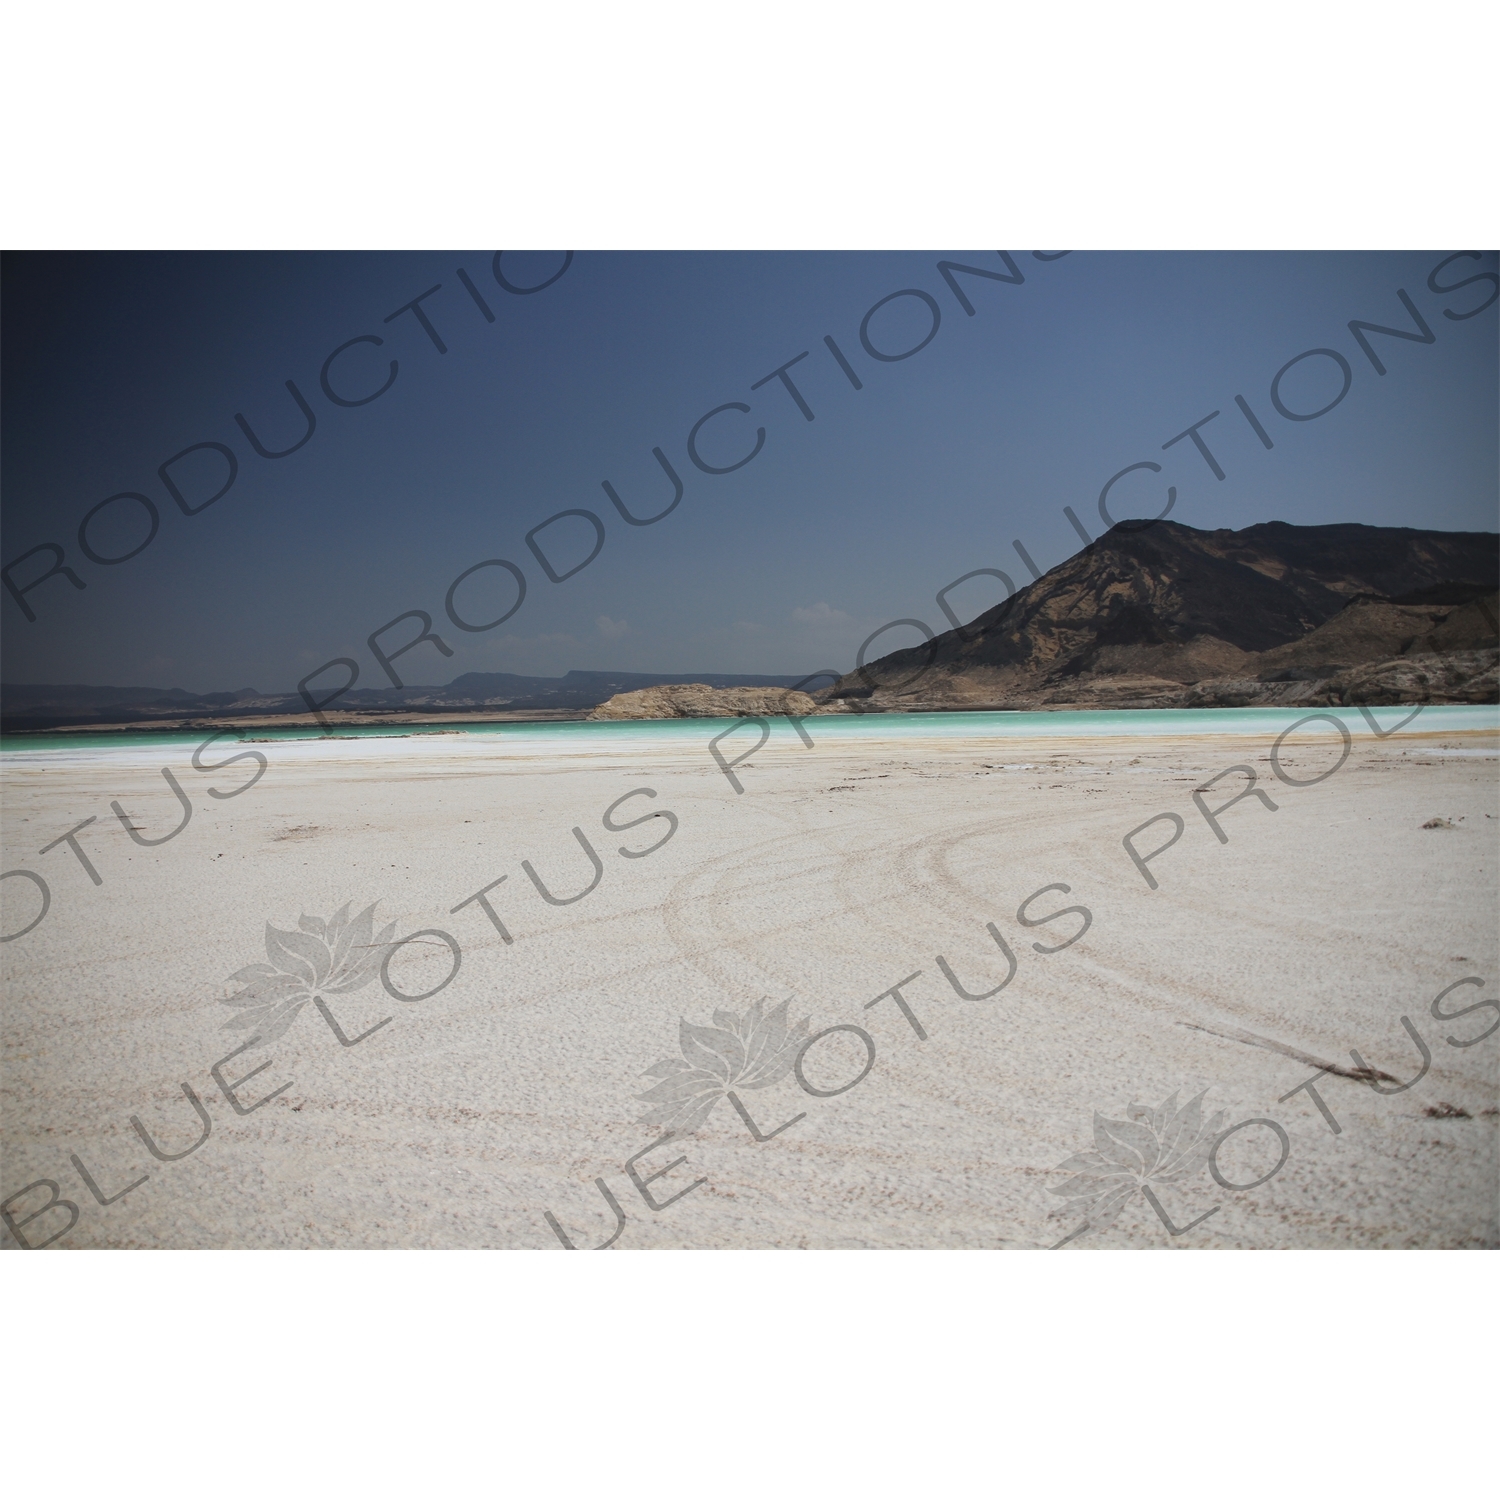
[2,1251,1493,1493]
[3,2,1497,248]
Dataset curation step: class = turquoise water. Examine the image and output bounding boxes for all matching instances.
[0,722,488,753]
[3,703,1496,756]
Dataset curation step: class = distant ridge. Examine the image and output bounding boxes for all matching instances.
[0,669,811,732]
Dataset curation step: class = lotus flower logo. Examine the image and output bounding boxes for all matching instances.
[220,902,396,1044]
[1049,1089,1226,1245]
[636,997,812,1134]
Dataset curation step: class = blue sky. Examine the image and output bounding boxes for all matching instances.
[3,249,1495,694]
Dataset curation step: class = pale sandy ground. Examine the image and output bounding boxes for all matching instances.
[2,712,1496,1250]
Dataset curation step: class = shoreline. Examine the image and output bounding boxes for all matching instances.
[0,707,595,736]
[7,696,1499,740]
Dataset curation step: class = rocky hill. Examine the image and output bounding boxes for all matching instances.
[824,520,1498,711]
[590,684,818,719]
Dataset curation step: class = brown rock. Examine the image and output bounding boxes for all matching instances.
[589,684,820,720]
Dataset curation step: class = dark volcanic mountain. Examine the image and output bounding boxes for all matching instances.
[828,520,1499,711]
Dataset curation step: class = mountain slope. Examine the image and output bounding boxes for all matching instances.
[828,520,1499,710]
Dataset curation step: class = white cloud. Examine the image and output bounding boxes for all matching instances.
[596,615,629,639]
[791,602,851,626]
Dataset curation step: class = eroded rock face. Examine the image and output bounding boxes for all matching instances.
[1326,648,1498,706]
[589,685,821,719]
[824,648,1499,714]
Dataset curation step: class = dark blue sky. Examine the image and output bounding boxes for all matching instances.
[3,250,1496,694]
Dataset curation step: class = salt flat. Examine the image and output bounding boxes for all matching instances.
[2,708,1496,1249]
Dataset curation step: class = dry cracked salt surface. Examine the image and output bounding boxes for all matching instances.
[1,716,1496,1250]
